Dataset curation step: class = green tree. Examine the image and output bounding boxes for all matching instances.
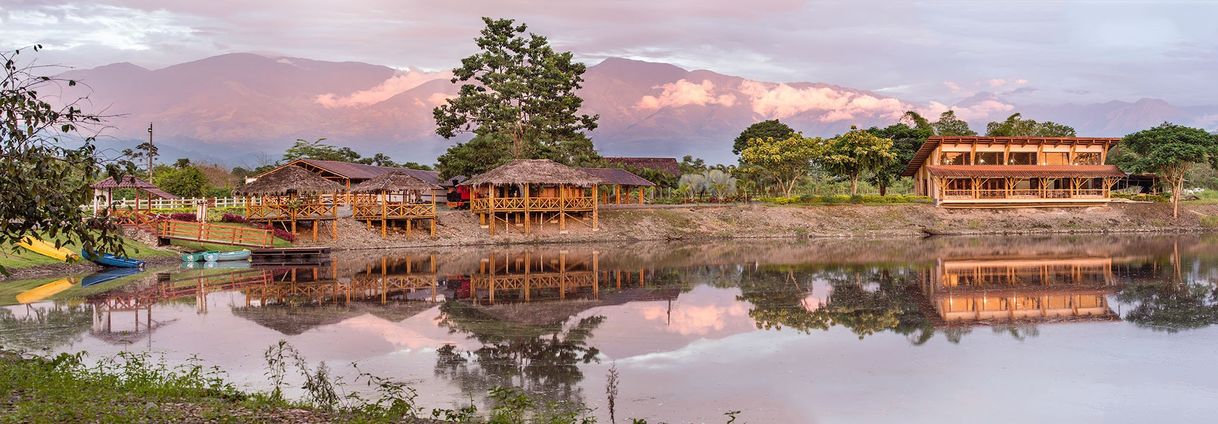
[357,153,397,167]
[678,155,707,174]
[866,111,934,195]
[400,162,433,171]
[282,138,362,162]
[1117,123,1218,218]
[532,133,602,167]
[818,127,896,195]
[433,17,598,158]
[985,113,1076,137]
[1,46,127,271]
[739,135,818,196]
[152,165,210,198]
[931,110,977,136]
[436,133,514,180]
[732,119,796,155]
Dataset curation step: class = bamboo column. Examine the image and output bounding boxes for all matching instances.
[381,194,388,238]
[592,185,599,231]
[559,184,566,231]
[488,184,496,236]
[524,183,531,235]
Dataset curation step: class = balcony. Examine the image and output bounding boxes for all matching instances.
[469,197,596,213]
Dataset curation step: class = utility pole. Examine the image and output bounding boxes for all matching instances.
[146,122,154,179]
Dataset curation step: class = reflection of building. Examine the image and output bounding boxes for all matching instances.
[922,256,1119,323]
[243,256,442,306]
[471,250,599,304]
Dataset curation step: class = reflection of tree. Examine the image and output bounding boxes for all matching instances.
[1117,278,1218,333]
[0,304,92,351]
[737,267,936,344]
[434,301,604,407]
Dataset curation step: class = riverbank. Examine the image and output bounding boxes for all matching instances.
[303,202,1218,250]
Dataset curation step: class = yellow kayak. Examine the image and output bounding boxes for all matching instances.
[17,237,78,262]
[16,278,74,304]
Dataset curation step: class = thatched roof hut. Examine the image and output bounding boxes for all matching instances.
[235,165,344,196]
[350,171,441,194]
[463,159,602,187]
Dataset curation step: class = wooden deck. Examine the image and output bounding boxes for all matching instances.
[251,247,331,266]
[158,220,274,248]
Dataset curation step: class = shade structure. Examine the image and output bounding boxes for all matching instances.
[235,166,344,196]
[91,175,177,199]
[462,159,602,188]
[350,171,441,193]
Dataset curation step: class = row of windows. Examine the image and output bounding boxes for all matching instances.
[939,151,1102,166]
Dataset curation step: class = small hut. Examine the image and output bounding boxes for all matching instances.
[462,159,603,235]
[350,171,442,238]
[581,168,656,205]
[91,175,178,223]
[235,166,344,241]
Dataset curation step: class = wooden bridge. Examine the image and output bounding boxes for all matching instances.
[157,220,275,248]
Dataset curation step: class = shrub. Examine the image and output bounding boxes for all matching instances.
[255,224,296,242]
[168,213,197,222]
[221,213,249,224]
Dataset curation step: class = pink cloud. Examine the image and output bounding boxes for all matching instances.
[918,99,1014,122]
[738,80,906,122]
[640,302,748,336]
[316,68,450,108]
[987,78,1008,88]
[637,79,737,110]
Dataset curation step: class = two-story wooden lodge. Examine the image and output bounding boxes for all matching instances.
[902,136,1125,207]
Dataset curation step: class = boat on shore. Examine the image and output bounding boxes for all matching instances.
[203,250,251,263]
[80,249,145,269]
[181,251,213,262]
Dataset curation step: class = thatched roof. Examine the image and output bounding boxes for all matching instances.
[350,171,441,193]
[235,166,344,196]
[462,159,601,187]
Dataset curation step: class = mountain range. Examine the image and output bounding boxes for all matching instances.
[56,53,1218,166]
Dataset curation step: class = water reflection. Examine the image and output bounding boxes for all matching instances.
[2,236,1218,421]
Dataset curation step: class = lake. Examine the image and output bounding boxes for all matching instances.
[3,235,1218,423]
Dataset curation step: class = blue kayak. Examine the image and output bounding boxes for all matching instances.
[81,249,145,269]
[81,267,143,287]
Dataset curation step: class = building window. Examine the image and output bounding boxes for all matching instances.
[1007,152,1037,165]
[1043,152,1069,165]
[974,152,1002,165]
[1073,152,1102,165]
[940,152,969,165]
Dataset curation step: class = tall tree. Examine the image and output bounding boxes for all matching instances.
[818,127,896,196]
[152,165,209,198]
[1,46,128,272]
[436,133,514,180]
[358,153,398,167]
[678,155,707,175]
[931,110,977,136]
[985,113,1076,137]
[739,136,818,197]
[732,119,796,155]
[282,138,362,162]
[867,111,934,195]
[1117,123,1218,218]
[433,17,598,158]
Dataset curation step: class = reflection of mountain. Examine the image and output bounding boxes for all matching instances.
[231,302,434,336]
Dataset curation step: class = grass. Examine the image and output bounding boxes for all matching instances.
[0,235,174,271]
[762,194,932,205]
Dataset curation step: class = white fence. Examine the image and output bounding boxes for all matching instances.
[90,197,247,210]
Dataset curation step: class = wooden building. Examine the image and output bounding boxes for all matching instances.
[91,175,178,229]
[921,255,1119,323]
[602,157,681,178]
[350,171,441,238]
[581,167,656,205]
[270,159,454,202]
[235,166,344,241]
[902,136,1125,207]
[463,159,604,235]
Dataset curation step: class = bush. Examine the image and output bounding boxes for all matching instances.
[761,194,931,205]
[221,213,249,224]
[168,213,197,222]
[255,224,296,242]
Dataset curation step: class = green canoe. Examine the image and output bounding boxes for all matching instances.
[203,249,252,263]
[181,251,215,262]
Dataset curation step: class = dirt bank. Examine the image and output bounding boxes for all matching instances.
[301,202,1218,251]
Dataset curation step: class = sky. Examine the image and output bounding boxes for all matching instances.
[2,0,1216,106]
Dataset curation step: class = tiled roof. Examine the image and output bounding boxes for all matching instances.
[603,157,680,176]
[580,167,655,187]
[926,165,1126,178]
[92,176,178,199]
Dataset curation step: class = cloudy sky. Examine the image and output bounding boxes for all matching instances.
[2,0,1216,105]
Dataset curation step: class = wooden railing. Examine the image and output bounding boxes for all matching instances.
[245,202,336,221]
[352,202,436,220]
[159,220,274,248]
[90,197,247,210]
[942,189,1106,200]
[469,197,596,213]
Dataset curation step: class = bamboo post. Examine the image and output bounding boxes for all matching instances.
[592,185,599,231]
[431,192,437,237]
[488,184,496,236]
[524,183,531,235]
[639,187,645,204]
[615,184,621,204]
[381,192,388,238]
[559,184,567,231]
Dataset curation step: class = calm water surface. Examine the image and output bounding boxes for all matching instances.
[3,235,1218,423]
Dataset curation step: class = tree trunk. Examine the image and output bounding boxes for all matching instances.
[1173,177,1183,219]
[850,176,859,196]
[879,184,887,196]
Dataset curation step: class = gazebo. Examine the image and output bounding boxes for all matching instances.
[350,171,442,238]
[463,159,603,235]
[235,166,344,241]
[581,167,656,205]
[91,175,178,224]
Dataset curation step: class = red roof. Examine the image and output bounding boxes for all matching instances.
[580,167,655,187]
[901,136,1121,177]
[91,176,178,199]
[926,165,1126,178]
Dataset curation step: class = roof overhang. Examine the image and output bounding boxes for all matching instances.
[900,136,1121,177]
